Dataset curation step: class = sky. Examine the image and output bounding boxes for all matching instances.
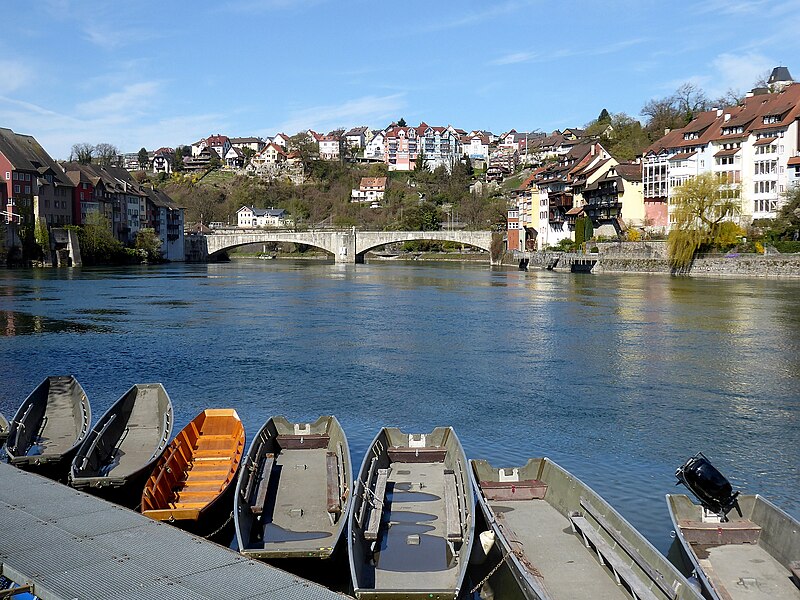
[2,0,800,159]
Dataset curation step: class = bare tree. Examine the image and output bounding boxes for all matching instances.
[752,69,771,89]
[94,143,120,167]
[70,143,95,164]
[673,83,709,121]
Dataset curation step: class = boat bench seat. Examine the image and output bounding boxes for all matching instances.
[571,515,659,600]
[387,446,446,463]
[365,468,389,541]
[250,454,275,516]
[326,452,341,515]
[276,434,329,450]
[677,519,762,545]
[443,470,462,542]
[480,479,547,501]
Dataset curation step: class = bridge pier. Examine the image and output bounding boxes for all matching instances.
[334,229,360,264]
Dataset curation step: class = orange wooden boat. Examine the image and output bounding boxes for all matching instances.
[141,409,245,532]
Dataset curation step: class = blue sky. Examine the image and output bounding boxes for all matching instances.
[2,0,799,158]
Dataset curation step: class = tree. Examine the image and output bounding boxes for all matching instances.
[597,108,611,123]
[288,133,318,172]
[767,186,800,241]
[74,212,123,265]
[95,143,119,167]
[673,83,709,122]
[138,147,149,170]
[397,117,407,127]
[174,147,184,172]
[134,228,162,262]
[667,173,742,269]
[71,143,94,164]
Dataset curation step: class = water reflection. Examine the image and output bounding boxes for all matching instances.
[0,311,113,336]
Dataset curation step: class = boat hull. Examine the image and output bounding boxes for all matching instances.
[70,383,173,508]
[142,408,245,537]
[349,427,475,600]
[234,415,352,560]
[470,458,704,600]
[5,376,91,482]
[667,493,800,600]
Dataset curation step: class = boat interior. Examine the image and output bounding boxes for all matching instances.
[236,416,351,558]
[142,409,244,521]
[6,376,90,463]
[668,494,800,599]
[72,384,172,484]
[350,427,473,597]
[472,458,695,600]
[0,412,10,444]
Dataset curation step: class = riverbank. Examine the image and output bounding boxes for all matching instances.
[521,241,800,278]
[229,251,491,262]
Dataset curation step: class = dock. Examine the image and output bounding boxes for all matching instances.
[0,462,349,600]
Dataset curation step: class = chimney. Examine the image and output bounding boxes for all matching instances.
[664,128,671,136]
[724,113,731,122]
[716,108,723,117]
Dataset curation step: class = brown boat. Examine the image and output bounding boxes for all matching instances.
[141,408,245,533]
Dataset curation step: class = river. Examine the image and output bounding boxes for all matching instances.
[1,259,798,555]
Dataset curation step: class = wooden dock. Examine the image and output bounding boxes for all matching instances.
[0,462,349,600]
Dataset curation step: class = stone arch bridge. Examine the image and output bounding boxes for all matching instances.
[199,229,496,264]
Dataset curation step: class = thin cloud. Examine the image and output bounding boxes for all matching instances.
[420,1,537,33]
[0,60,34,92]
[489,38,646,66]
[76,82,160,117]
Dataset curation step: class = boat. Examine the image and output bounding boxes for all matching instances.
[141,409,245,535]
[234,415,352,560]
[470,457,705,600]
[70,383,173,506]
[4,376,91,479]
[668,452,800,600]
[349,427,474,600]
[0,412,9,445]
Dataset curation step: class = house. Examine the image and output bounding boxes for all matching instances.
[462,133,490,160]
[225,146,245,169]
[364,131,385,159]
[416,123,462,171]
[142,186,185,261]
[0,127,74,228]
[237,205,289,228]
[250,142,287,170]
[506,207,520,251]
[151,148,174,174]
[384,126,418,171]
[318,134,342,161]
[230,137,265,153]
[270,133,290,149]
[351,177,387,203]
[204,135,231,160]
[345,126,371,150]
[182,147,220,172]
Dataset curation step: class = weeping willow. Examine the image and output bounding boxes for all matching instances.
[667,173,741,271]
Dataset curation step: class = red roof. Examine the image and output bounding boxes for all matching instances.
[206,135,229,146]
[787,156,800,166]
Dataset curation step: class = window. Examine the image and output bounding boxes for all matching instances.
[12,172,18,180]
[13,184,19,193]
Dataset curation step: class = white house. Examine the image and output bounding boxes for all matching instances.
[237,205,289,228]
[364,131,385,159]
[351,177,387,204]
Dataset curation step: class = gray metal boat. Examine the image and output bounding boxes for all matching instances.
[70,383,173,506]
[4,376,91,479]
[667,494,800,599]
[470,457,705,600]
[235,415,352,560]
[0,411,9,445]
[349,427,475,600]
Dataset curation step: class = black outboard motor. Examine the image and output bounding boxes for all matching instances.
[675,452,741,521]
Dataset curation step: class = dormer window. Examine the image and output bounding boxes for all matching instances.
[763,115,781,124]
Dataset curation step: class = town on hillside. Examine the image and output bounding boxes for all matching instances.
[2,66,800,266]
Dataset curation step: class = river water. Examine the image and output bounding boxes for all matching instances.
[1,259,798,555]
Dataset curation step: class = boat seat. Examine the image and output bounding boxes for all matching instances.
[480,479,547,501]
[387,446,446,463]
[677,519,762,545]
[365,468,389,541]
[326,452,341,515]
[443,470,462,542]
[275,434,329,450]
[250,454,275,515]
[571,515,660,600]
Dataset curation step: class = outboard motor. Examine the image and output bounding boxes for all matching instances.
[675,452,741,521]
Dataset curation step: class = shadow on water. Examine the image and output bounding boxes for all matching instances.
[0,311,113,336]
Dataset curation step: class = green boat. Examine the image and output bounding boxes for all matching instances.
[0,411,8,445]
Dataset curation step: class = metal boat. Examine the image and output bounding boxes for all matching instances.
[4,376,91,479]
[349,427,474,600]
[0,411,10,445]
[141,409,245,535]
[235,415,352,560]
[470,457,705,600]
[668,453,800,599]
[70,383,173,506]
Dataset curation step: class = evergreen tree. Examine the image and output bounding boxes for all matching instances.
[138,147,149,170]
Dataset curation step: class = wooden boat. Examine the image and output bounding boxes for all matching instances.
[70,383,173,505]
[349,427,474,600]
[0,411,9,445]
[470,457,705,600]
[234,415,352,560]
[141,409,245,533]
[668,453,800,600]
[4,376,91,479]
